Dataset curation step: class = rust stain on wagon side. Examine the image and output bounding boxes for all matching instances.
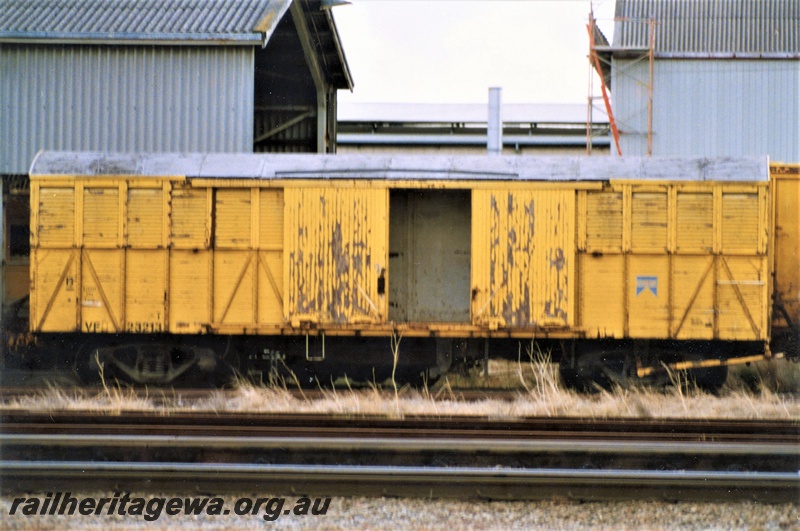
[473,189,574,330]
[286,188,387,326]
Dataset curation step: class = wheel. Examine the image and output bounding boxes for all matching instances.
[682,352,728,393]
[560,343,636,392]
[558,357,583,391]
[691,364,728,393]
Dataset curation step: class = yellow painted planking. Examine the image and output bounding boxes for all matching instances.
[671,255,715,339]
[82,187,119,248]
[215,189,252,249]
[169,250,211,333]
[257,189,285,325]
[675,192,713,253]
[258,251,284,324]
[36,187,75,248]
[585,190,623,253]
[284,187,387,325]
[627,255,670,338]
[716,255,769,340]
[577,254,625,338]
[171,186,209,249]
[213,250,255,325]
[471,188,574,329]
[80,249,123,333]
[125,250,167,332]
[577,181,769,341]
[30,248,79,332]
[259,189,284,250]
[631,190,668,252]
[127,187,164,248]
[27,169,774,341]
[721,191,761,253]
[771,164,800,333]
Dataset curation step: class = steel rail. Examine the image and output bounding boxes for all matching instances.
[3,411,798,438]
[2,461,798,503]
[3,433,798,456]
[2,413,797,501]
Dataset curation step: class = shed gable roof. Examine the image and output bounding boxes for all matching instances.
[0,0,291,44]
[613,0,799,57]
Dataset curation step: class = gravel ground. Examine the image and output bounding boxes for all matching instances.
[1,494,797,530]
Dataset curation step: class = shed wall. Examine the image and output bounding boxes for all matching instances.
[1,45,254,174]
[612,59,800,160]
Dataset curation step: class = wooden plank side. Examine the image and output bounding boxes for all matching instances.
[717,256,768,340]
[627,255,670,339]
[127,187,165,248]
[585,191,623,253]
[82,187,119,247]
[213,250,255,325]
[37,187,75,248]
[472,189,574,328]
[578,253,625,338]
[284,187,387,325]
[215,189,252,249]
[676,192,713,253]
[171,186,209,249]
[125,250,167,333]
[31,249,79,332]
[671,255,715,339]
[771,166,800,332]
[80,249,123,333]
[721,190,760,254]
[631,190,668,252]
[257,189,285,325]
[169,250,211,333]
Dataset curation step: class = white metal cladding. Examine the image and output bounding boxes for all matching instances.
[613,0,800,55]
[612,58,800,160]
[1,45,254,174]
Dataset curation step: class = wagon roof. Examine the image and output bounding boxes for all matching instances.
[29,151,770,182]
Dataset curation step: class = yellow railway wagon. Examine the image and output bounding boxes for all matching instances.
[27,152,792,389]
[770,163,800,360]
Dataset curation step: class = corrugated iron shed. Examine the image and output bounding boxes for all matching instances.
[613,0,800,56]
[0,0,352,88]
[0,0,353,173]
[608,0,800,160]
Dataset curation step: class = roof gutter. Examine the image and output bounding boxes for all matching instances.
[0,31,262,46]
[597,46,800,60]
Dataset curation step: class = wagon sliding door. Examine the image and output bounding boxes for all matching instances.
[388,190,471,323]
[284,187,388,326]
[471,189,575,329]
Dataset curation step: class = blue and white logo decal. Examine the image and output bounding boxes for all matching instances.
[635,276,658,296]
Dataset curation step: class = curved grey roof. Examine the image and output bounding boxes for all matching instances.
[0,0,291,44]
[30,151,770,182]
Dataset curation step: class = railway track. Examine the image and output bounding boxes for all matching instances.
[0,385,526,404]
[2,412,798,502]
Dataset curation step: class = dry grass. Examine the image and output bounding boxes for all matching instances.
[4,353,799,420]
[6,382,157,415]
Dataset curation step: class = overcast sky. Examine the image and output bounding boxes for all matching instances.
[332,0,617,105]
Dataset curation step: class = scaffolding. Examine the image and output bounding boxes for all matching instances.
[587,11,655,156]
